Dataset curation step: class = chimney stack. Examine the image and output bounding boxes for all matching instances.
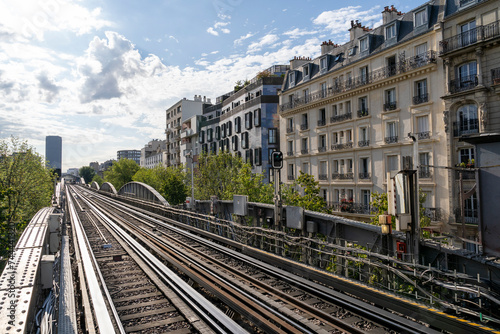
[382,5,403,25]
[320,40,340,55]
[289,56,312,70]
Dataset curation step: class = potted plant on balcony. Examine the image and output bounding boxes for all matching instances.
[467,159,475,168]
[340,198,354,212]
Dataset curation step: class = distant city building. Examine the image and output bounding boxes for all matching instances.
[165,95,213,167]
[117,150,140,165]
[89,161,99,171]
[97,159,115,178]
[45,136,62,177]
[66,168,79,177]
[140,139,166,169]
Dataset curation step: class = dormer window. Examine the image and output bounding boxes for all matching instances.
[360,37,368,52]
[415,8,428,27]
[348,48,355,56]
[289,72,295,87]
[386,24,396,39]
[320,57,328,72]
[303,65,309,78]
[334,54,342,62]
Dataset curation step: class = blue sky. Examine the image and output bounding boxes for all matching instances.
[0,0,412,170]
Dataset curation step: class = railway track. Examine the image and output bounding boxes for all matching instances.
[70,185,440,334]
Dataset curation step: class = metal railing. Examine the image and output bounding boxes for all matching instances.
[359,172,371,179]
[328,201,371,214]
[330,112,352,123]
[440,20,500,54]
[419,170,432,178]
[319,174,328,180]
[417,131,430,140]
[331,142,353,150]
[384,101,397,111]
[332,172,354,180]
[318,146,327,153]
[317,119,326,126]
[300,123,308,130]
[280,51,437,112]
[449,74,478,94]
[357,109,369,118]
[358,140,370,147]
[301,149,309,154]
[384,136,398,144]
[413,93,428,105]
[288,175,295,181]
[286,127,294,133]
[287,151,294,157]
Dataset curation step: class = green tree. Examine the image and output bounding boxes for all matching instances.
[133,165,189,205]
[0,137,54,266]
[234,164,273,204]
[282,171,326,212]
[104,158,139,190]
[79,166,95,184]
[91,174,104,186]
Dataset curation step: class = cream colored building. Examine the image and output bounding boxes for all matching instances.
[279,4,450,224]
[439,0,500,241]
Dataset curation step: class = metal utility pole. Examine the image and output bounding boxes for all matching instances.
[186,150,195,208]
[408,133,420,262]
[271,151,283,230]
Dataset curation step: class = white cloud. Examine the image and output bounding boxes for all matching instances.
[207,27,218,36]
[168,35,179,43]
[283,28,318,39]
[247,34,279,53]
[207,21,231,36]
[234,32,255,46]
[313,5,382,40]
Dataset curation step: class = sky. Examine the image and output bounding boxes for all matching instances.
[0,0,413,170]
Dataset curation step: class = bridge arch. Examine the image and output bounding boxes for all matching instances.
[90,181,100,190]
[118,181,169,206]
[100,182,118,195]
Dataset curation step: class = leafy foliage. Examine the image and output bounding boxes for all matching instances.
[79,166,95,184]
[91,174,104,186]
[0,137,54,263]
[132,164,188,205]
[282,171,326,212]
[104,158,140,190]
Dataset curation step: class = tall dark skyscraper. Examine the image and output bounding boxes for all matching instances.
[45,136,62,177]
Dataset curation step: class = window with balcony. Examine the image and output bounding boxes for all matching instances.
[419,152,431,178]
[464,194,478,223]
[460,148,475,165]
[303,88,309,103]
[245,112,253,130]
[301,113,308,130]
[414,8,428,27]
[318,108,326,126]
[301,137,308,154]
[413,79,428,104]
[387,155,399,175]
[384,88,397,111]
[288,164,295,180]
[361,190,371,207]
[358,127,369,147]
[457,104,479,135]
[416,115,430,139]
[321,82,327,97]
[385,121,398,143]
[360,66,369,84]
[415,42,428,57]
[332,160,339,173]
[241,132,249,149]
[359,157,370,179]
[453,61,478,93]
[332,132,339,144]
[287,140,293,156]
[254,108,261,127]
[332,104,338,116]
[319,134,327,152]
[254,148,262,166]
[386,24,396,40]
[460,20,477,47]
[358,96,368,117]
[319,161,328,180]
[346,129,352,143]
[387,55,396,76]
[287,117,294,133]
[268,128,277,144]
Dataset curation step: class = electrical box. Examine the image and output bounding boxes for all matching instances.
[48,213,62,233]
[286,206,304,229]
[185,197,192,209]
[50,233,60,253]
[306,221,317,233]
[233,195,248,216]
[41,255,55,289]
[396,213,411,231]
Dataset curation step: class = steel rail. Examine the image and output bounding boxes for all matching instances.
[72,186,247,334]
[67,188,125,334]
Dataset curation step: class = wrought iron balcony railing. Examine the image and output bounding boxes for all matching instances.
[383,101,397,111]
[318,146,327,153]
[288,175,295,181]
[328,201,371,214]
[357,109,369,118]
[301,149,309,155]
[279,51,437,112]
[317,119,326,127]
[300,123,309,130]
[286,127,294,133]
[330,112,352,123]
[413,93,428,105]
[359,172,371,179]
[419,170,432,178]
[319,174,328,180]
[417,131,430,140]
[449,75,478,94]
[358,140,370,147]
[331,142,353,151]
[287,151,294,157]
[384,136,398,144]
[332,172,354,180]
[440,20,500,55]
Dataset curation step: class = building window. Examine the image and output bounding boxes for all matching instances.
[414,79,428,104]
[318,108,326,126]
[232,135,239,151]
[227,121,232,136]
[319,161,328,180]
[360,157,370,179]
[358,127,369,147]
[319,134,327,151]
[416,115,430,139]
[302,162,309,175]
[415,42,427,57]
[457,104,479,135]
[386,24,396,39]
[358,96,368,117]
[287,117,293,133]
[254,108,261,127]
[361,190,371,209]
[419,152,431,178]
[464,194,478,223]
[254,148,262,166]
[301,137,308,154]
[460,20,477,47]
[246,149,253,166]
[268,128,277,144]
[360,66,368,84]
[287,140,293,156]
[199,130,205,144]
[245,112,253,130]
[207,128,213,142]
[301,113,308,130]
[321,82,327,97]
[235,117,241,133]
[288,164,295,180]
[384,89,396,110]
[241,132,249,149]
[215,126,221,140]
[385,121,398,143]
[415,8,428,27]
[459,148,475,165]
[457,61,478,90]
[289,72,295,86]
[387,155,399,175]
[320,57,328,71]
[303,65,309,77]
[360,37,368,51]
